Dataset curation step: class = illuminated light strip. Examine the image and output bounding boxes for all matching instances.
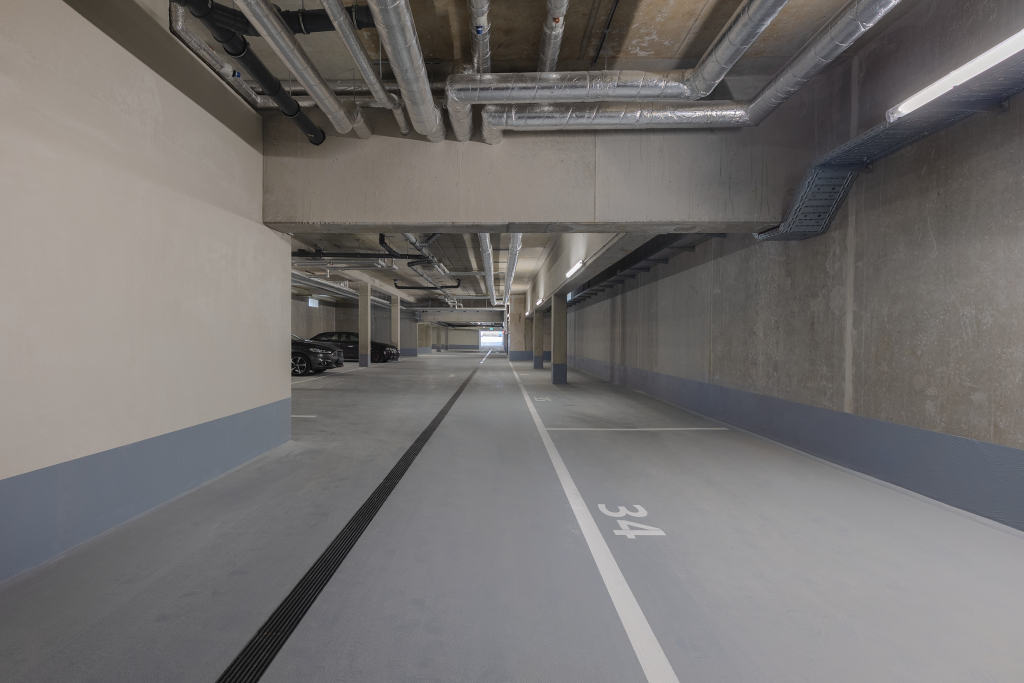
[888,27,1024,122]
[566,260,584,278]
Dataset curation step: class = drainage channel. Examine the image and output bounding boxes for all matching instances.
[216,360,486,683]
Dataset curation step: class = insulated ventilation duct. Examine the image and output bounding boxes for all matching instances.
[468,0,492,73]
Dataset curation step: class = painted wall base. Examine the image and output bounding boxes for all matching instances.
[569,355,1024,533]
[448,344,480,350]
[552,363,568,385]
[359,353,369,367]
[543,351,551,361]
[509,350,532,361]
[400,347,418,357]
[0,399,291,583]
[533,355,544,369]
[417,347,432,356]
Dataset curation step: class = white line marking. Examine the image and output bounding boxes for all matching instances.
[509,362,680,683]
[546,427,727,431]
[479,349,493,364]
[291,415,317,418]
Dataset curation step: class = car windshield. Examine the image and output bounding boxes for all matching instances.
[291,334,306,341]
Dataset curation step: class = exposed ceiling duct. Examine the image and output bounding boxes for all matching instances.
[478,233,497,306]
[170,0,324,144]
[468,0,491,74]
[234,0,372,138]
[479,0,904,143]
[501,233,522,307]
[447,0,790,142]
[319,0,411,135]
[366,0,447,142]
[401,234,460,305]
[537,0,570,72]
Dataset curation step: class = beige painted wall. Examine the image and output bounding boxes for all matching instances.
[448,329,480,346]
[0,0,287,481]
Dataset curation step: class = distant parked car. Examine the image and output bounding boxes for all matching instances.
[310,331,399,363]
[291,334,341,376]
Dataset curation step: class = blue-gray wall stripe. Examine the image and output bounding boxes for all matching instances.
[0,398,290,583]
[569,355,1024,532]
[509,350,532,361]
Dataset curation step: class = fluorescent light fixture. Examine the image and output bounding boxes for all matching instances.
[308,298,319,308]
[536,298,543,306]
[566,260,584,278]
[888,27,1024,122]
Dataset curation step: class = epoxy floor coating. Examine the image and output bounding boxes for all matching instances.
[3,351,1024,682]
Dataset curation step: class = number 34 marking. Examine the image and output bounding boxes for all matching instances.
[597,504,665,539]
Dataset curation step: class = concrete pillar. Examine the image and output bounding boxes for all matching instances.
[444,328,449,351]
[391,296,401,357]
[551,292,566,384]
[417,322,432,356]
[358,282,371,367]
[533,310,544,369]
[508,294,530,361]
[432,325,438,351]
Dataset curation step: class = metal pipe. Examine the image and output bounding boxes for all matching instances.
[320,0,411,135]
[367,0,447,142]
[468,0,492,73]
[402,234,459,304]
[688,0,791,99]
[249,79,447,96]
[501,233,522,306]
[538,0,570,72]
[234,0,372,138]
[171,0,325,144]
[480,0,903,143]
[478,233,497,305]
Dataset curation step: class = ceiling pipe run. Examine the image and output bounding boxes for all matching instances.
[501,233,522,307]
[478,233,498,306]
[480,0,903,143]
[367,0,447,142]
[401,234,460,305]
[468,0,492,73]
[537,0,570,72]
[234,0,372,138]
[447,0,790,142]
[171,0,325,144]
[320,0,411,135]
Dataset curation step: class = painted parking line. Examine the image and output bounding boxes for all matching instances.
[546,427,727,431]
[509,361,680,683]
[291,415,317,418]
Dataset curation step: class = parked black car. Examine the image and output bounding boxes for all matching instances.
[291,334,341,376]
[310,331,399,363]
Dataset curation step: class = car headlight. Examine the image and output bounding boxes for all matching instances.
[308,347,332,354]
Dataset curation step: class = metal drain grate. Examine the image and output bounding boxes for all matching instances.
[216,365,482,683]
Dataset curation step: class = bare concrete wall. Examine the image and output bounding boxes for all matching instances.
[0,0,287,482]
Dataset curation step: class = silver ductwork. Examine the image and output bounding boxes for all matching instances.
[234,0,372,138]
[538,0,570,72]
[320,0,411,135]
[480,0,903,143]
[448,0,791,141]
[169,5,261,108]
[501,233,522,306]
[447,70,693,141]
[468,0,492,73]
[367,0,447,142]
[478,233,497,306]
[688,0,791,99]
[746,0,902,124]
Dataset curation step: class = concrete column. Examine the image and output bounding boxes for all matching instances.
[533,310,544,369]
[417,322,432,356]
[508,294,530,361]
[390,296,401,357]
[444,328,449,351]
[432,325,438,351]
[358,282,371,367]
[551,292,567,384]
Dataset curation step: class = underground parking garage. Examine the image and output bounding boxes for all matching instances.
[4,0,1024,680]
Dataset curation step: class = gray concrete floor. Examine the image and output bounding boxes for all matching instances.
[3,352,1024,682]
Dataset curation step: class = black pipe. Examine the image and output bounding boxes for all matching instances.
[173,0,325,145]
[378,234,407,259]
[393,279,462,290]
[292,250,418,259]
[202,2,374,35]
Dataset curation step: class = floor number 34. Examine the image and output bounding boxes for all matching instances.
[597,504,665,539]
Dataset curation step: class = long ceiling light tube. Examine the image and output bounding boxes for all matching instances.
[366,0,447,142]
[320,0,411,135]
[234,0,372,138]
[479,0,903,143]
[887,27,1024,122]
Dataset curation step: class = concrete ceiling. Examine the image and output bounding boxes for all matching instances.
[185,0,855,83]
[291,232,554,305]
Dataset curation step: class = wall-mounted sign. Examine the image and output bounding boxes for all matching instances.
[308,298,318,308]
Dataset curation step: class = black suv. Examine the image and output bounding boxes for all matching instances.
[292,334,341,376]
[310,332,399,363]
